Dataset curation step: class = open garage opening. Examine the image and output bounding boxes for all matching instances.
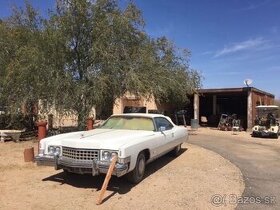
[192,87,275,131]
[199,93,247,129]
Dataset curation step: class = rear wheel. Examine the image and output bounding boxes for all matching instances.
[170,144,182,157]
[126,152,146,184]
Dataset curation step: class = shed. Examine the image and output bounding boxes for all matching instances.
[193,87,275,130]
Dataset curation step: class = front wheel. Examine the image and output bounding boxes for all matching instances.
[126,152,146,184]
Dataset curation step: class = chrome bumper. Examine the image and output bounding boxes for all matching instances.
[35,155,129,177]
[35,155,56,166]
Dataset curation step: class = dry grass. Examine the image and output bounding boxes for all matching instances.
[0,137,244,210]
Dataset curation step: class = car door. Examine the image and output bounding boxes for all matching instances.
[154,117,176,154]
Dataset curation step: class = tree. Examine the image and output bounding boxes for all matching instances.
[0,2,53,115]
[0,0,202,130]
[148,37,201,108]
[45,0,151,127]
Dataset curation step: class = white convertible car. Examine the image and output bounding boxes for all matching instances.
[35,113,188,183]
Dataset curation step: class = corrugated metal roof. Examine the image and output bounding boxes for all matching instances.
[198,87,274,98]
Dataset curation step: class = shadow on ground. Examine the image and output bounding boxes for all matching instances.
[42,148,188,201]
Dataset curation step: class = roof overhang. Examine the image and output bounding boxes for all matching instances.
[256,105,279,110]
[198,87,274,98]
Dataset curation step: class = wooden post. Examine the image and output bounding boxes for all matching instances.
[37,121,48,140]
[37,121,48,153]
[24,147,35,162]
[247,91,253,131]
[96,156,117,205]
[194,94,199,120]
[213,95,217,115]
[86,118,94,130]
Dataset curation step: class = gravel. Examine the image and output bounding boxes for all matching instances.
[0,139,244,210]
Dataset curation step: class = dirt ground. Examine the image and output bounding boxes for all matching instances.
[190,127,280,148]
[0,138,244,210]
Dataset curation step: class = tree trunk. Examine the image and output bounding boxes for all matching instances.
[77,112,86,131]
[97,96,115,120]
[77,101,88,130]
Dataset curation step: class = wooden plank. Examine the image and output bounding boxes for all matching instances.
[96,155,117,205]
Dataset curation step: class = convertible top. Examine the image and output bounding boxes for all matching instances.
[111,113,166,118]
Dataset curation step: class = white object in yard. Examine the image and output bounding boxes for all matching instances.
[201,116,208,126]
[0,130,23,142]
[252,105,279,138]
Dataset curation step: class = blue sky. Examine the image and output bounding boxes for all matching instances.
[1,0,280,99]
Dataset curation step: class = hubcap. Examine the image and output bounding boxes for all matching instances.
[138,158,145,176]
[176,145,181,152]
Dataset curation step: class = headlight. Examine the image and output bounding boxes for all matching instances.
[38,142,44,156]
[54,147,61,155]
[48,146,61,156]
[101,150,118,161]
[103,151,110,161]
[48,146,55,154]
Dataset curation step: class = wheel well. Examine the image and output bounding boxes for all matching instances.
[141,149,150,161]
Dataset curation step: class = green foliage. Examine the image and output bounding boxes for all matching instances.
[0,0,202,129]
[0,2,52,114]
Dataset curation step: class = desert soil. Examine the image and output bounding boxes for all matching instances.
[0,139,244,210]
[190,127,280,147]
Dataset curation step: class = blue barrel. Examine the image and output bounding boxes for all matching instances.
[191,119,199,129]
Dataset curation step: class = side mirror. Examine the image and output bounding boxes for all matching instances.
[159,126,166,133]
[94,124,101,128]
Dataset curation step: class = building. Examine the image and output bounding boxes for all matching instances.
[113,92,172,115]
[193,87,275,130]
[37,87,275,130]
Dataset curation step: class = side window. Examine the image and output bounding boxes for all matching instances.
[154,117,174,131]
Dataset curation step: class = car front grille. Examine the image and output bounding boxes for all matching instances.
[62,147,99,161]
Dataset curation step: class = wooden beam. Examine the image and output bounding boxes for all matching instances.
[194,94,199,120]
[96,155,117,205]
[247,91,253,130]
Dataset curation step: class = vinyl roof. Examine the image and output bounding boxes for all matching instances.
[111,113,165,118]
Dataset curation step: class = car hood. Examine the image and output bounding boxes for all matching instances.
[44,129,155,150]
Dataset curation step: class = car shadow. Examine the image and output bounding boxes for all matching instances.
[42,148,188,201]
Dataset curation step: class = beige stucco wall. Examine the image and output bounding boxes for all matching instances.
[51,112,78,128]
[113,93,158,114]
[38,100,95,128]
[38,93,165,128]
[50,107,96,128]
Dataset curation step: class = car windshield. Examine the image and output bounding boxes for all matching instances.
[100,116,155,131]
